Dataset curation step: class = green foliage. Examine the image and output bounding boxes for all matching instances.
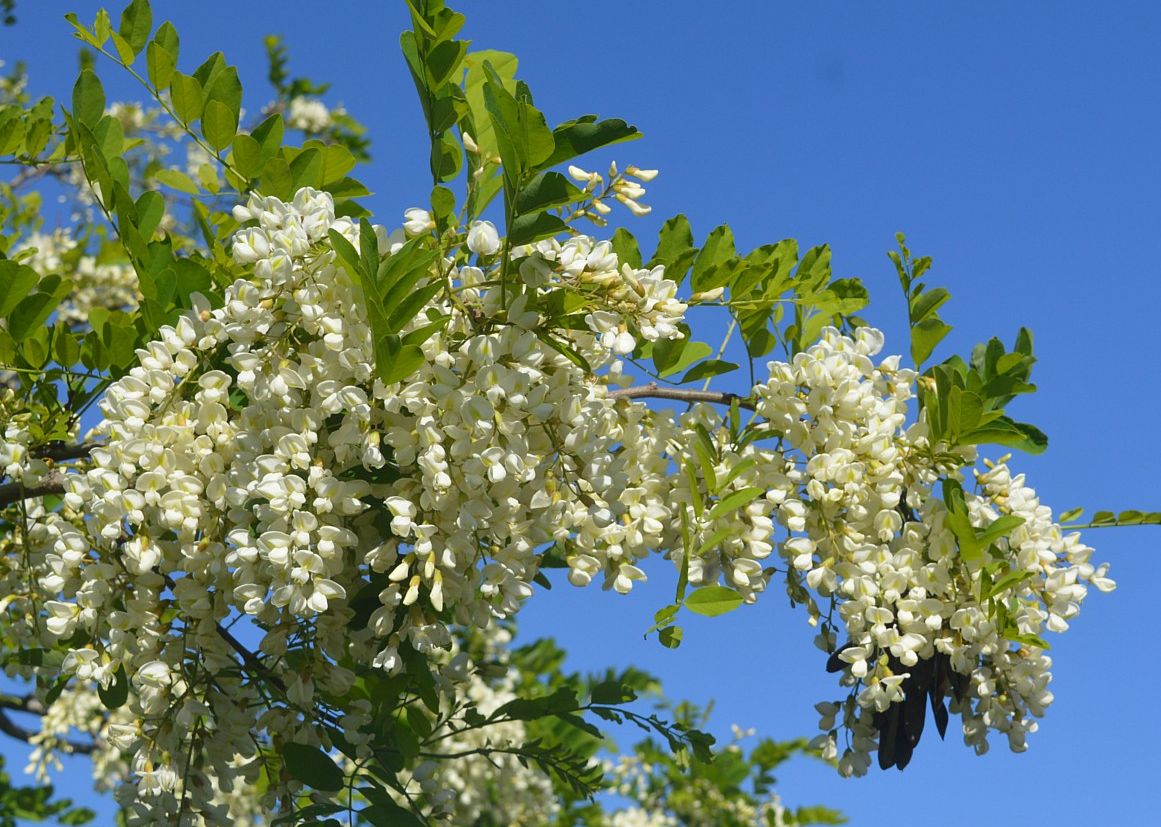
[919,327,1046,455]
[891,232,949,369]
[1059,507,1161,529]
[0,755,94,826]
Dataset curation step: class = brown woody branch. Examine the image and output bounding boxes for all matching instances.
[0,470,68,509]
[609,383,755,410]
[0,441,99,509]
[29,441,99,462]
[0,698,96,754]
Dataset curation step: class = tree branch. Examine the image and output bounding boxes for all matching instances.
[609,383,755,410]
[0,441,98,508]
[0,470,68,508]
[0,694,45,715]
[215,623,287,694]
[29,440,98,462]
[0,704,96,755]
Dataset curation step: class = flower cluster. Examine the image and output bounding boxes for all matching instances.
[3,182,1114,821]
[14,230,139,324]
[14,186,695,819]
[286,96,343,133]
[750,329,1114,774]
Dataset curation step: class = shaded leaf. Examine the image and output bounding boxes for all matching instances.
[281,743,344,792]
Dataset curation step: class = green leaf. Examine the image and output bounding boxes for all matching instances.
[684,585,744,618]
[250,113,284,159]
[169,73,204,124]
[1003,630,1050,650]
[537,331,592,373]
[960,416,1048,454]
[258,157,293,199]
[358,802,425,827]
[590,680,636,705]
[154,19,179,56]
[64,11,101,47]
[328,229,363,278]
[21,326,49,367]
[543,116,641,169]
[1058,507,1083,524]
[386,282,442,333]
[154,168,199,194]
[707,487,765,521]
[947,386,983,438]
[147,44,176,88]
[426,38,468,88]
[317,142,357,186]
[911,286,950,322]
[201,99,236,151]
[941,478,981,562]
[656,339,711,379]
[422,187,453,230]
[648,214,698,285]
[659,625,683,648]
[231,134,262,178]
[281,743,344,792]
[431,128,463,182]
[611,227,642,269]
[689,225,736,293]
[377,338,426,385]
[110,31,136,64]
[285,146,321,190]
[97,665,129,709]
[679,359,738,384]
[910,317,951,367]
[461,49,517,185]
[975,514,1025,549]
[146,21,179,90]
[117,0,152,56]
[72,69,105,126]
[134,190,165,238]
[44,676,69,706]
[327,176,372,200]
[204,65,243,124]
[7,275,71,341]
[985,569,1036,599]
[646,603,680,635]
[508,212,567,247]
[0,261,39,317]
[482,61,554,183]
[515,171,583,214]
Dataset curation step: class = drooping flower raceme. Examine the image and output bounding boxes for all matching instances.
[3,185,1113,822]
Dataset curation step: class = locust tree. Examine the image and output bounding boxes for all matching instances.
[0,1,1150,824]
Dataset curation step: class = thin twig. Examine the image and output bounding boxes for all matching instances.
[609,382,755,410]
[214,623,288,694]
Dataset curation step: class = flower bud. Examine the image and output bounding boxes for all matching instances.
[466,220,501,256]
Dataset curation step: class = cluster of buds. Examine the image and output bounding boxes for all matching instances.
[568,162,657,224]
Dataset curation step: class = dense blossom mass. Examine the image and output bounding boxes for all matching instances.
[0,183,1114,822]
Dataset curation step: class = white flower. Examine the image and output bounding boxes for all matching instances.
[286,96,334,132]
[403,207,435,236]
[466,220,501,256]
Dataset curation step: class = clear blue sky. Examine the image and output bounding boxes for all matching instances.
[3,1,1160,824]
